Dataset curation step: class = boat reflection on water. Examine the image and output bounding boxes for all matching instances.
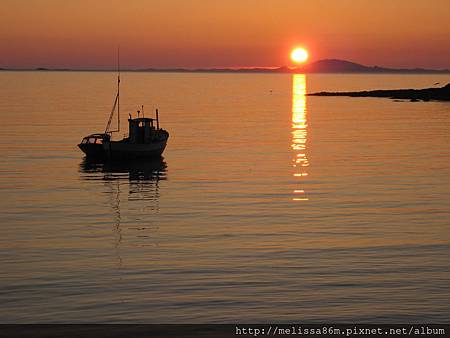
[80,156,167,201]
[79,157,167,259]
[291,74,309,201]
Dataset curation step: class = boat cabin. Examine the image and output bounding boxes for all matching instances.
[128,117,160,144]
[80,133,110,145]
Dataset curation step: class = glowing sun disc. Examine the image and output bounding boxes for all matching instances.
[291,47,309,63]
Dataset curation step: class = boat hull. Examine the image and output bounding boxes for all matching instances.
[78,143,106,158]
[103,139,167,159]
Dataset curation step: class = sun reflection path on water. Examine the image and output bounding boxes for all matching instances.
[291,74,309,201]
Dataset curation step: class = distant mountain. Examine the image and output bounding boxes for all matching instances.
[296,59,372,73]
[1,59,449,73]
[295,59,450,73]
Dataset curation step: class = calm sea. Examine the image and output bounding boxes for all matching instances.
[0,71,449,323]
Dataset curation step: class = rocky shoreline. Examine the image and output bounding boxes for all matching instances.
[308,83,450,101]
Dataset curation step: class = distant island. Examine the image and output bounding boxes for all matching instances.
[308,83,450,101]
[295,59,450,74]
[1,59,450,73]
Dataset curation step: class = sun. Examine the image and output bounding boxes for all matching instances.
[290,47,309,64]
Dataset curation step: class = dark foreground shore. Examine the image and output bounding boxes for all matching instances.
[308,83,450,101]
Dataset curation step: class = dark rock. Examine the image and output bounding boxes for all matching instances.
[308,83,450,101]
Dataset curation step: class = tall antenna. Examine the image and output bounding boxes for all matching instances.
[117,46,120,133]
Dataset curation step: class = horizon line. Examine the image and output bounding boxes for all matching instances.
[2,59,449,73]
[1,67,449,74]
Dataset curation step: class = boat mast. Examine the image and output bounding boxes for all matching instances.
[117,47,120,133]
[104,47,121,135]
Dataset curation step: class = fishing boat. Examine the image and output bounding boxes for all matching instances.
[78,68,169,159]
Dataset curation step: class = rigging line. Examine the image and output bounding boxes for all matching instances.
[104,47,121,134]
[104,92,119,134]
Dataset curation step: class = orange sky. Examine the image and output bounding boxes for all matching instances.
[1,0,449,69]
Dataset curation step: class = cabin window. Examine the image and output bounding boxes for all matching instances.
[81,139,88,144]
